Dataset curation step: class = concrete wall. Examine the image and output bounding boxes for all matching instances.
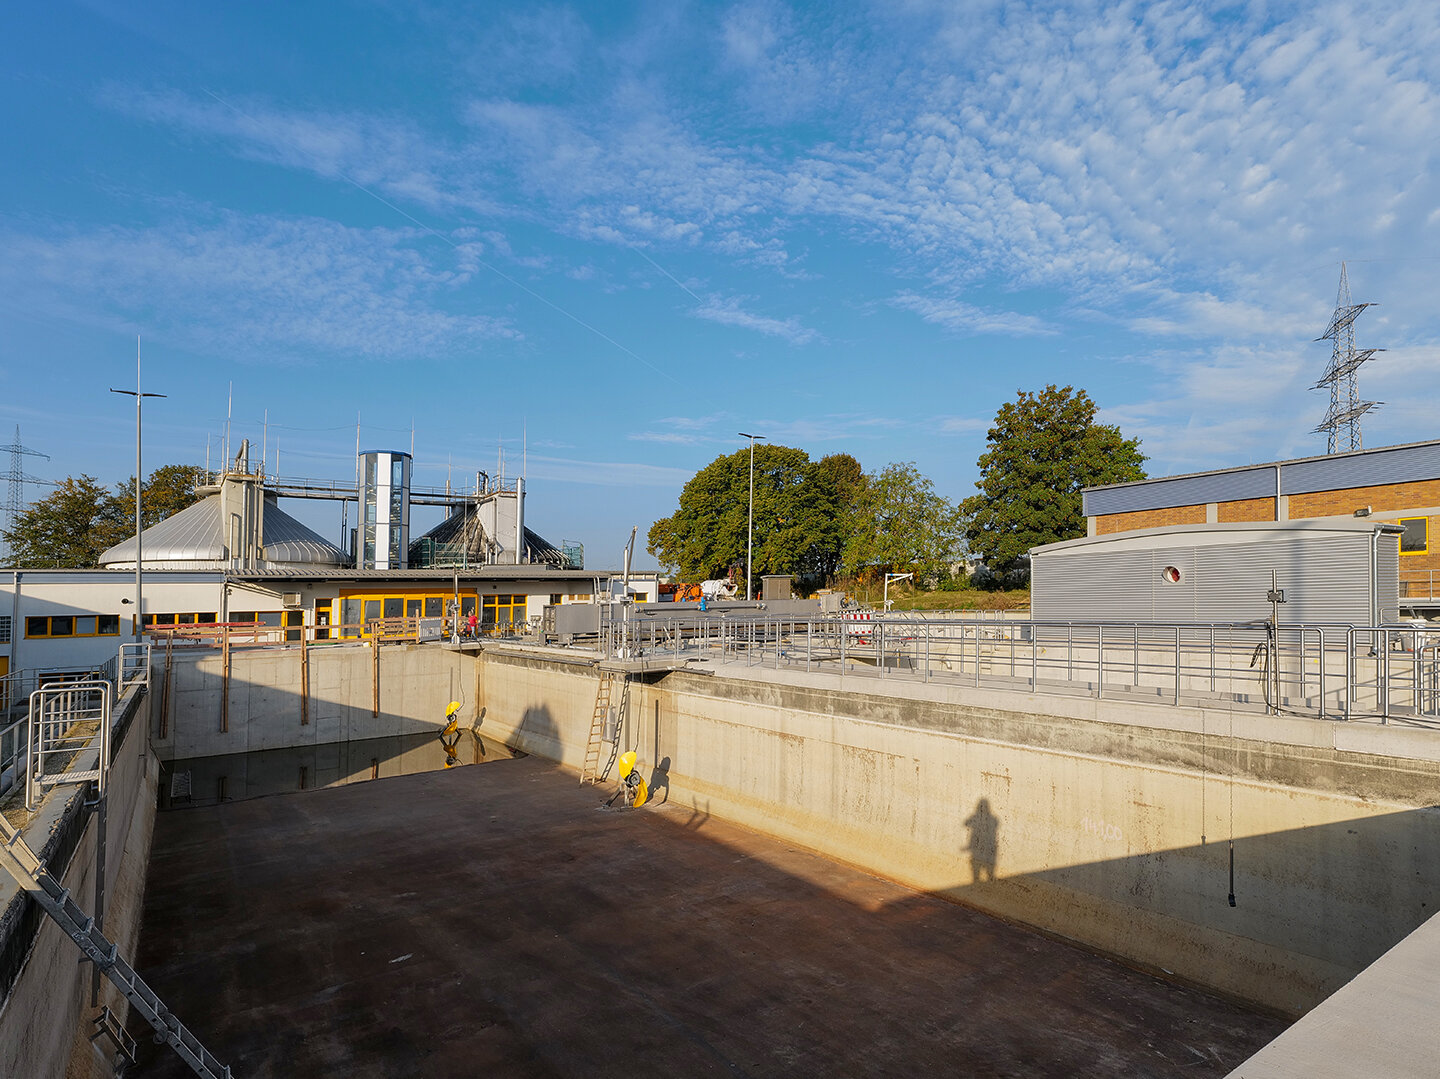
[0,685,159,1079]
[473,651,1440,1017]
[151,641,477,762]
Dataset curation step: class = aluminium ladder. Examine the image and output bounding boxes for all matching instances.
[0,810,233,1078]
[579,671,630,786]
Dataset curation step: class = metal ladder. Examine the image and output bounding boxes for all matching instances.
[580,671,630,786]
[0,810,233,1078]
[580,671,616,786]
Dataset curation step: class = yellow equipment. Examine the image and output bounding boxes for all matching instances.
[439,701,464,767]
[617,751,649,808]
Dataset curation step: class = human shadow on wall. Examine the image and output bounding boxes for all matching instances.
[963,797,999,883]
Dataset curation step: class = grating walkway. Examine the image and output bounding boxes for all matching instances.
[133,756,1285,1077]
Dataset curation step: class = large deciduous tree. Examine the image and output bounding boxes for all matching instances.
[647,446,865,590]
[963,385,1145,575]
[3,465,207,568]
[3,476,124,568]
[844,462,965,583]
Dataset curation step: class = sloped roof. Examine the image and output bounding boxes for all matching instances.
[99,493,346,568]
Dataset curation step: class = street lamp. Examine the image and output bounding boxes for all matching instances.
[883,572,914,613]
[110,338,166,640]
[738,432,764,601]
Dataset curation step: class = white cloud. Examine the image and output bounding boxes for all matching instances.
[892,293,1057,336]
[0,214,518,362]
[692,295,818,344]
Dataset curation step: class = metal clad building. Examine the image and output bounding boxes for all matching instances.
[1083,437,1440,516]
[1031,522,1402,625]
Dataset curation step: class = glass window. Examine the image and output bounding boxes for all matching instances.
[98,614,120,635]
[154,613,176,626]
[363,599,382,622]
[26,616,48,637]
[461,596,477,616]
[197,612,217,625]
[550,594,562,605]
[50,616,74,636]
[424,597,443,617]
[1400,517,1428,554]
[383,597,404,619]
[406,599,422,617]
[342,599,362,633]
[511,598,527,625]
[392,458,405,488]
[230,612,256,624]
[75,616,97,636]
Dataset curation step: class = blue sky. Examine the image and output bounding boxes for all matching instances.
[2,1,1438,570]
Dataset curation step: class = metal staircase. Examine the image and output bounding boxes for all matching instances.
[0,811,233,1078]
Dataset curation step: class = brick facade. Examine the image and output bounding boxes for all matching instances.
[1216,497,1276,523]
[1096,504,1206,535]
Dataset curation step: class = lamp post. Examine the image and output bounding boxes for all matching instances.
[883,572,914,613]
[110,338,166,640]
[738,431,764,601]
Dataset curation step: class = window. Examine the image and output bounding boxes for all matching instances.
[26,614,123,639]
[284,610,303,642]
[550,594,563,606]
[1400,517,1429,555]
[482,594,527,626]
[0,616,10,643]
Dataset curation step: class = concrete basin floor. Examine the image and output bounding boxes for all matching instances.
[132,754,1285,1077]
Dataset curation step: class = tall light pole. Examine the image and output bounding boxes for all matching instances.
[111,337,166,640]
[738,432,764,601]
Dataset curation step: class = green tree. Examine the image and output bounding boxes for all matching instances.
[843,462,965,583]
[963,385,1145,575]
[3,476,124,568]
[647,446,866,591]
[112,464,208,530]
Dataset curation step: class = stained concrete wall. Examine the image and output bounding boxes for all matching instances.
[0,685,159,1079]
[151,641,478,762]
[473,650,1440,1017]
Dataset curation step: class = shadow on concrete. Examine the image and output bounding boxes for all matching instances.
[935,802,1440,1018]
[962,797,999,883]
[129,755,1284,1079]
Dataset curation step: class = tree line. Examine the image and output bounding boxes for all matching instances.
[648,385,1146,591]
[3,465,208,568]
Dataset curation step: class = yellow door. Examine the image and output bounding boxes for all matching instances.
[0,655,8,710]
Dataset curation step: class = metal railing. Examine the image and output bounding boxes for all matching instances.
[25,679,112,811]
[1401,569,1440,599]
[595,613,1440,725]
[0,643,149,802]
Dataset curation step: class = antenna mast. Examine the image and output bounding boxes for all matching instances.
[1314,262,1383,453]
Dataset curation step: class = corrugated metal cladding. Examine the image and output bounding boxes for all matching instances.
[1032,533,1384,624]
[1377,539,1400,623]
[1281,442,1440,495]
[1083,467,1275,516]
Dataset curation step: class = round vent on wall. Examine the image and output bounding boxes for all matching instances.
[1161,566,1182,584]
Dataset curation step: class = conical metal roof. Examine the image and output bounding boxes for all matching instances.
[99,492,346,569]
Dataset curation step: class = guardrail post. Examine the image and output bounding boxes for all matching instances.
[1096,625,1104,700]
[1174,626,1181,706]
